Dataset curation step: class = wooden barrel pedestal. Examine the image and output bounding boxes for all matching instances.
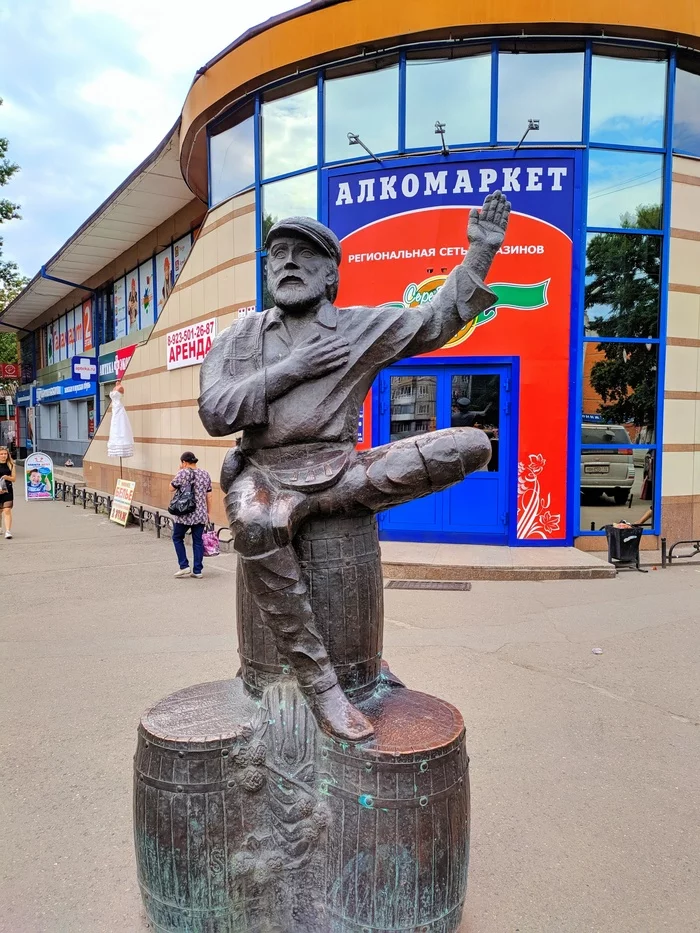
[324,687,470,933]
[237,514,384,699]
[134,678,469,933]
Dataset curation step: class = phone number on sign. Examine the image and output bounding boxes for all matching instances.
[167,321,216,346]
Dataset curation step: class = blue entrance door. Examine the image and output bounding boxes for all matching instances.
[377,364,512,544]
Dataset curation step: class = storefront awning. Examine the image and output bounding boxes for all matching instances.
[0,123,197,333]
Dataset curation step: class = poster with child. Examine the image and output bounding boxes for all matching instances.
[25,452,54,500]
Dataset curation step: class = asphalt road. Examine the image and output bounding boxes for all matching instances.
[1,496,699,932]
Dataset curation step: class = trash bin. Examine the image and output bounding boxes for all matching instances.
[603,524,647,572]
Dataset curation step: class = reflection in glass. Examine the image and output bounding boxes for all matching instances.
[584,232,661,338]
[497,52,584,142]
[390,375,436,440]
[590,53,666,148]
[405,53,491,149]
[450,374,500,471]
[262,86,317,180]
[587,150,663,229]
[209,115,255,206]
[325,65,399,163]
[580,446,655,528]
[673,68,700,156]
[262,171,317,241]
[582,341,657,438]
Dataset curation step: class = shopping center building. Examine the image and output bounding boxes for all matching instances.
[4,0,700,548]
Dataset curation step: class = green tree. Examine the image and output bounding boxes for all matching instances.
[585,204,661,429]
[0,96,28,373]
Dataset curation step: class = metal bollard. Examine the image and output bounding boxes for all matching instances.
[138,506,144,531]
[155,512,161,539]
[661,537,667,569]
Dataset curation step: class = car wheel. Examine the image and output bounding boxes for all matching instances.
[581,490,602,504]
[612,489,630,506]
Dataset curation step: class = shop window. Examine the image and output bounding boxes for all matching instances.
[209,105,255,206]
[389,375,436,440]
[581,341,658,443]
[324,61,399,163]
[262,82,317,180]
[584,232,661,338]
[42,404,60,440]
[76,400,90,441]
[262,171,317,241]
[673,67,700,156]
[450,374,500,472]
[580,442,655,530]
[587,150,663,230]
[590,49,666,149]
[405,50,491,149]
[497,50,584,142]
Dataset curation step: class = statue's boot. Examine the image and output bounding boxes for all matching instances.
[313,683,374,743]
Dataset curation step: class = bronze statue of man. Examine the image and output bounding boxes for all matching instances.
[199,191,511,742]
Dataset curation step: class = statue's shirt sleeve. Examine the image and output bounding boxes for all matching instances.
[199,325,269,436]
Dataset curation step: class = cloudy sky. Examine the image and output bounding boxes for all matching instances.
[0,0,299,277]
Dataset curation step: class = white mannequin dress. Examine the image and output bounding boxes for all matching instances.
[107,388,135,458]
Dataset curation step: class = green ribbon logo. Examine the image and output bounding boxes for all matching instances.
[489,280,550,311]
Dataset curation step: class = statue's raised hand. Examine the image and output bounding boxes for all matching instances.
[468,191,511,253]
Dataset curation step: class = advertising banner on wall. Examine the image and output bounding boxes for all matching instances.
[25,452,54,500]
[139,260,155,329]
[114,278,127,339]
[166,319,217,370]
[328,156,576,541]
[74,304,84,354]
[126,270,139,333]
[0,363,20,380]
[173,234,192,282]
[83,299,94,352]
[156,247,173,319]
[67,309,75,358]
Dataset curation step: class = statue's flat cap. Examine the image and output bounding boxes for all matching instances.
[265,216,342,266]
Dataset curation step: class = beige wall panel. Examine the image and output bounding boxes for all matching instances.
[662,399,696,445]
[233,261,257,303]
[203,275,220,316]
[200,230,219,273]
[206,199,238,226]
[661,451,694,497]
[664,345,699,393]
[669,238,700,290]
[673,156,700,180]
[233,210,256,255]
[217,222,236,266]
[671,184,700,232]
[178,239,204,283]
[667,291,700,339]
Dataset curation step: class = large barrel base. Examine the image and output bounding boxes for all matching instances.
[134,677,469,933]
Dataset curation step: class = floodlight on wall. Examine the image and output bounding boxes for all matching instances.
[513,118,540,153]
[347,133,382,164]
[435,121,449,156]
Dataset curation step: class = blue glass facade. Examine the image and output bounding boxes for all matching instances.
[206,38,700,543]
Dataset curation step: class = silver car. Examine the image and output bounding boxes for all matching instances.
[581,424,636,506]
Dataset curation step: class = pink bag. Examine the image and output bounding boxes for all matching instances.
[202,524,220,557]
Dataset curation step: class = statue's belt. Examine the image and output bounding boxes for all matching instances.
[241,445,352,492]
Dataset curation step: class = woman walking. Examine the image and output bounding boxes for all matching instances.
[170,451,212,578]
[0,446,16,539]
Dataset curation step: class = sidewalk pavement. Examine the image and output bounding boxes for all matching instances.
[2,496,699,932]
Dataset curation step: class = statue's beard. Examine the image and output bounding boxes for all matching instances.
[269,276,327,313]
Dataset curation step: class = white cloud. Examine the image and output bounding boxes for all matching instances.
[1,0,301,273]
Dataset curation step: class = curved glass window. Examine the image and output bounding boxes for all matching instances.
[584,232,661,338]
[405,51,491,150]
[497,51,584,142]
[209,108,255,206]
[673,68,700,156]
[581,341,658,432]
[587,150,663,229]
[324,62,399,163]
[590,50,666,148]
[262,83,317,181]
[262,170,317,241]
